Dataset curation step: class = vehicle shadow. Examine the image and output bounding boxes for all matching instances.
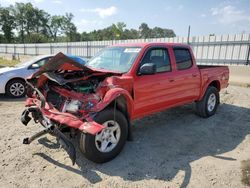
[36,103,250,187]
[0,94,25,102]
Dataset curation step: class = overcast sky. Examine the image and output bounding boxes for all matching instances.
[0,0,250,37]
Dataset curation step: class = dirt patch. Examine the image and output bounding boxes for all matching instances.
[241,159,250,186]
[0,85,250,188]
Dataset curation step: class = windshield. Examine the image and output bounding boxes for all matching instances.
[86,46,141,73]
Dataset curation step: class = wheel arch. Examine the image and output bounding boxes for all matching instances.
[208,80,221,91]
[96,88,134,118]
[198,79,221,101]
[105,95,131,119]
[95,88,134,141]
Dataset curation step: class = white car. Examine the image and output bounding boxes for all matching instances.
[0,55,53,97]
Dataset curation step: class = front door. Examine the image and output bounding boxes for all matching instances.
[133,47,177,118]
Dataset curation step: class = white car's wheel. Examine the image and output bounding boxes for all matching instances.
[6,79,26,98]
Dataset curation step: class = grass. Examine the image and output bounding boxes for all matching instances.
[241,159,250,186]
[0,57,20,68]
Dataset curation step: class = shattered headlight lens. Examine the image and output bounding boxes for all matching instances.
[64,100,82,113]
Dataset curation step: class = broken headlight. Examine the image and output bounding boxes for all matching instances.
[63,100,82,113]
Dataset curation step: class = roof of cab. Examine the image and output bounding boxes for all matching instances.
[112,42,191,48]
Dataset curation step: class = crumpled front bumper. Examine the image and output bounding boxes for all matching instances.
[25,97,105,135]
[21,82,105,165]
[24,80,105,135]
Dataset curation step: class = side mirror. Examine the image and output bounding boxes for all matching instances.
[139,63,156,75]
[30,63,39,69]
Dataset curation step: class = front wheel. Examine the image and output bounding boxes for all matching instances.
[79,108,128,163]
[195,86,219,118]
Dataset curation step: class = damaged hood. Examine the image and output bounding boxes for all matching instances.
[32,52,121,78]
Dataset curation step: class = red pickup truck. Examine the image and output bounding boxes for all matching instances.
[21,43,229,164]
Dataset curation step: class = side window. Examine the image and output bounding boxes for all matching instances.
[33,57,51,68]
[173,48,193,70]
[141,48,171,73]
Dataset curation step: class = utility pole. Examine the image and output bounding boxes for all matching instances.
[187,25,191,44]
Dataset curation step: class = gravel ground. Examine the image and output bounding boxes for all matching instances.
[0,85,250,188]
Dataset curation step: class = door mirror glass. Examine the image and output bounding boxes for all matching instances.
[139,63,156,75]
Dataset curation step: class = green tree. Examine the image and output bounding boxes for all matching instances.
[24,33,49,43]
[81,31,90,41]
[12,3,27,43]
[48,15,64,42]
[23,3,36,38]
[62,13,78,41]
[116,22,126,39]
[80,22,175,41]
[139,23,151,38]
[33,9,51,37]
[0,7,15,43]
[0,33,5,43]
[122,29,139,39]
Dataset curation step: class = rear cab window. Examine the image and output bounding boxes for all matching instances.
[173,48,193,70]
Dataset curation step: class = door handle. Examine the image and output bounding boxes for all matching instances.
[192,74,198,77]
[168,78,175,82]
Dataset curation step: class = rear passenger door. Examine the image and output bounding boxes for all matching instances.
[172,47,201,102]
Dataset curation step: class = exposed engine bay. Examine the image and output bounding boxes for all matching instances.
[43,72,103,116]
[46,78,98,114]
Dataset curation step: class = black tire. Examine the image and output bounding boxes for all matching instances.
[6,79,26,98]
[79,108,128,163]
[195,86,219,118]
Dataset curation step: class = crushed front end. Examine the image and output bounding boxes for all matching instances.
[21,53,123,164]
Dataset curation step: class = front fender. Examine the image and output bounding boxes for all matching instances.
[93,88,134,116]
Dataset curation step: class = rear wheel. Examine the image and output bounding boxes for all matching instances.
[6,79,26,98]
[195,86,219,118]
[79,108,128,163]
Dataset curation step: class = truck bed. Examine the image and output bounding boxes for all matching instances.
[198,65,229,91]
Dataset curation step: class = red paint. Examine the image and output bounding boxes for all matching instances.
[25,43,229,135]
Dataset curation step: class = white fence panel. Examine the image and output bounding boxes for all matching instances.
[0,33,249,65]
